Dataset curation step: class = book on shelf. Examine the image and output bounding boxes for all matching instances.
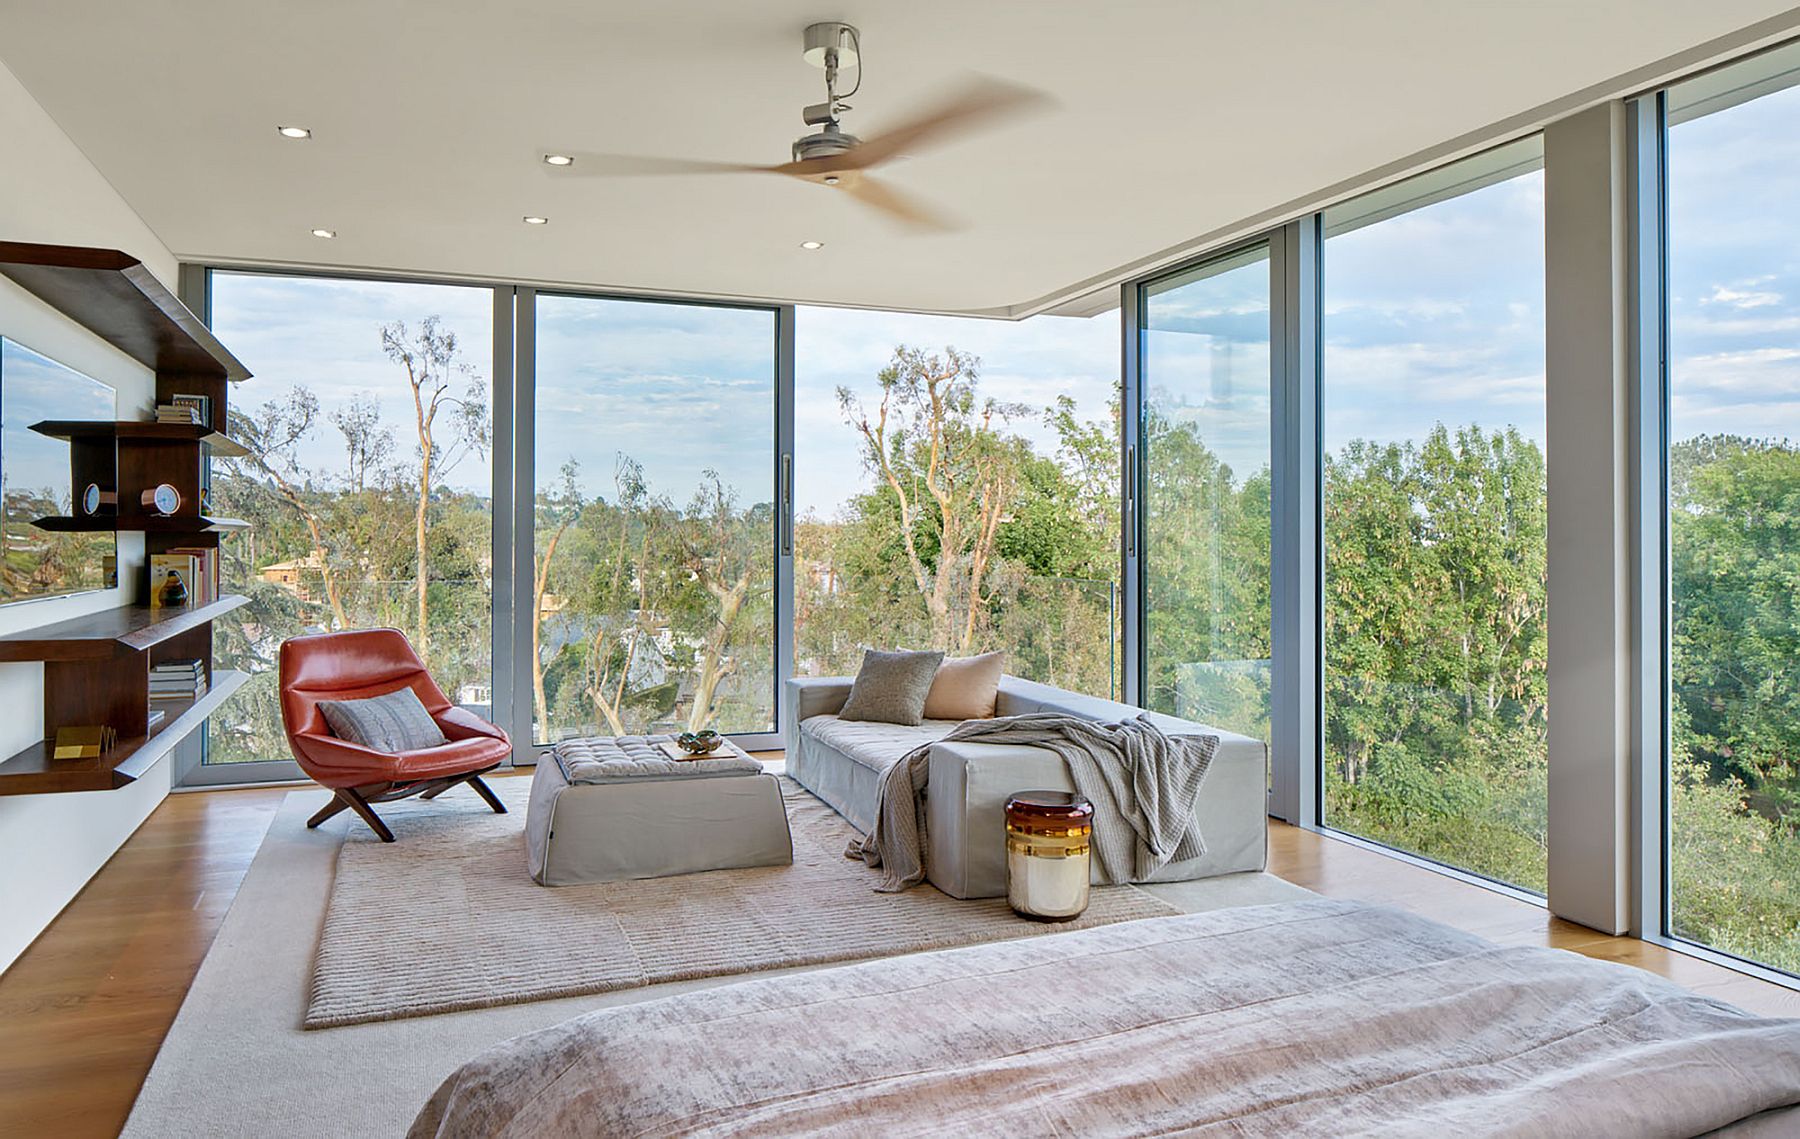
[150,658,207,701]
[147,709,166,729]
[170,392,212,427]
[150,547,218,608]
[155,404,201,424]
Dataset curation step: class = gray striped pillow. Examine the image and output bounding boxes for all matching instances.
[318,686,448,752]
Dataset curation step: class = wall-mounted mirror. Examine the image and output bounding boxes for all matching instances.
[1,337,117,605]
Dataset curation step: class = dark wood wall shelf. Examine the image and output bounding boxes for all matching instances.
[31,420,250,458]
[0,669,249,795]
[0,241,248,383]
[0,597,249,662]
[34,514,250,534]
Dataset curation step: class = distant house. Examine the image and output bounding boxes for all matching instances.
[258,548,329,602]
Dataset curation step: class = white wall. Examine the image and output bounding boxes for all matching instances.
[0,55,184,972]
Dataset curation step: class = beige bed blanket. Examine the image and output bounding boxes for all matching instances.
[409,899,1800,1138]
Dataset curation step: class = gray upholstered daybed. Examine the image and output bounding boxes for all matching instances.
[784,674,1269,898]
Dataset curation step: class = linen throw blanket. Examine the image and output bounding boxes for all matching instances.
[409,899,1800,1138]
[848,712,1219,892]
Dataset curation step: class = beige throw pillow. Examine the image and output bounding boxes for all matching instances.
[923,652,1005,721]
[838,648,945,725]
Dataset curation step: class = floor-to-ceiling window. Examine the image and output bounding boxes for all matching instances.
[531,295,779,742]
[793,306,1120,698]
[206,271,496,767]
[1140,247,1273,742]
[1319,139,1549,892]
[1665,46,1800,974]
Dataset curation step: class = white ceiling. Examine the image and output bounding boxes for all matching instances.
[3,1,1797,316]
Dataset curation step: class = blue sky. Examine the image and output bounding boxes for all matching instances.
[1321,171,1547,457]
[1669,81,1800,443]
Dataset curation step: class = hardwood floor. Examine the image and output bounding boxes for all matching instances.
[1,771,1795,1136]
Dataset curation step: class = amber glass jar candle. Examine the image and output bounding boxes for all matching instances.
[1005,791,1094,921]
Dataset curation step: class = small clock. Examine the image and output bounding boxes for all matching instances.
[81,484,117,515]
[140,483,182,516]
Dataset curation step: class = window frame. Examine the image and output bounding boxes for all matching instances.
[179,263,794,784]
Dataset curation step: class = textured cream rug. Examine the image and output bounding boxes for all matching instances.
[308,776,1180,1028]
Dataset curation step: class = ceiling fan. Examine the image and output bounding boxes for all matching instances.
[544,22,1049,231]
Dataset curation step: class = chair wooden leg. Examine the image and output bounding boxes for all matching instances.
[466,775,507,815]
[419,780,454,800]
[339,787,396,843]
[306,795,351,829]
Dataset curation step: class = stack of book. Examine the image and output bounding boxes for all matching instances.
[150,548,220,608]
[150,659,205,703]
[155,393,211,426]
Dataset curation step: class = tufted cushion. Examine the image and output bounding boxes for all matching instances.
[553,735,763,784]
[838,648,944,725]
[318,687,448,753]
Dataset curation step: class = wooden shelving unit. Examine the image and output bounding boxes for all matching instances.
[31,420,250,458]
[33,514,250,534]
[0,240,256,795]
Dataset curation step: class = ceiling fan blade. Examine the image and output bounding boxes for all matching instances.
[544,150,778,177]
[836,173,955,231]
[834,77,1051,171]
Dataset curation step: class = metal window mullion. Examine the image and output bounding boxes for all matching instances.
[1626,93,1671,940]
[1270,218,1322,827]
[511,287,538,762]
[1121,282,1144,709]
[772,303,797,748]
[490,285,518,764]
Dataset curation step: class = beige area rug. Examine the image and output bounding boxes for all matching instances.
[308,776,1181,1028]
[125,778,1315,1137]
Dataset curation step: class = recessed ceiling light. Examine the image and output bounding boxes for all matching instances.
[799,240,825,250]
[278,125,312,139]
[543,154,574,167]
[310,228,336,239]
[822,176,840,185]
[523,216,549,225]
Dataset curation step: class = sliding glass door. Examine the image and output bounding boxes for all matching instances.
[1663,45,1800,975]
[1139,246,1273,742]
[1318,140,1549,893]
[530,294,780,745]
[200,270,497,778]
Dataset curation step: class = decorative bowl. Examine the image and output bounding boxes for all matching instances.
[675,730,723,756]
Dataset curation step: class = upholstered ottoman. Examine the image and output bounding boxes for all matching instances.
[525,735,793,886]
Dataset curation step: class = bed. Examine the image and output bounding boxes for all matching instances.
[410,899,1800,1137]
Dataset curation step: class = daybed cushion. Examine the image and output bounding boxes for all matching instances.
[922,651,1004,720]
[793,715,958,833]
[411,898,1800,1138]
[838,648,944,725]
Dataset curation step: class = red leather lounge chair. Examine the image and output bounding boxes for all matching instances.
[280,628,511,842]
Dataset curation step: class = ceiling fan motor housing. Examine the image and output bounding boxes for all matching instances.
[792,128,862,164]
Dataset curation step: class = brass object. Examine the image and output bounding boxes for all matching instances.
[1005,791,1094,920]
[54,725,117,760]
